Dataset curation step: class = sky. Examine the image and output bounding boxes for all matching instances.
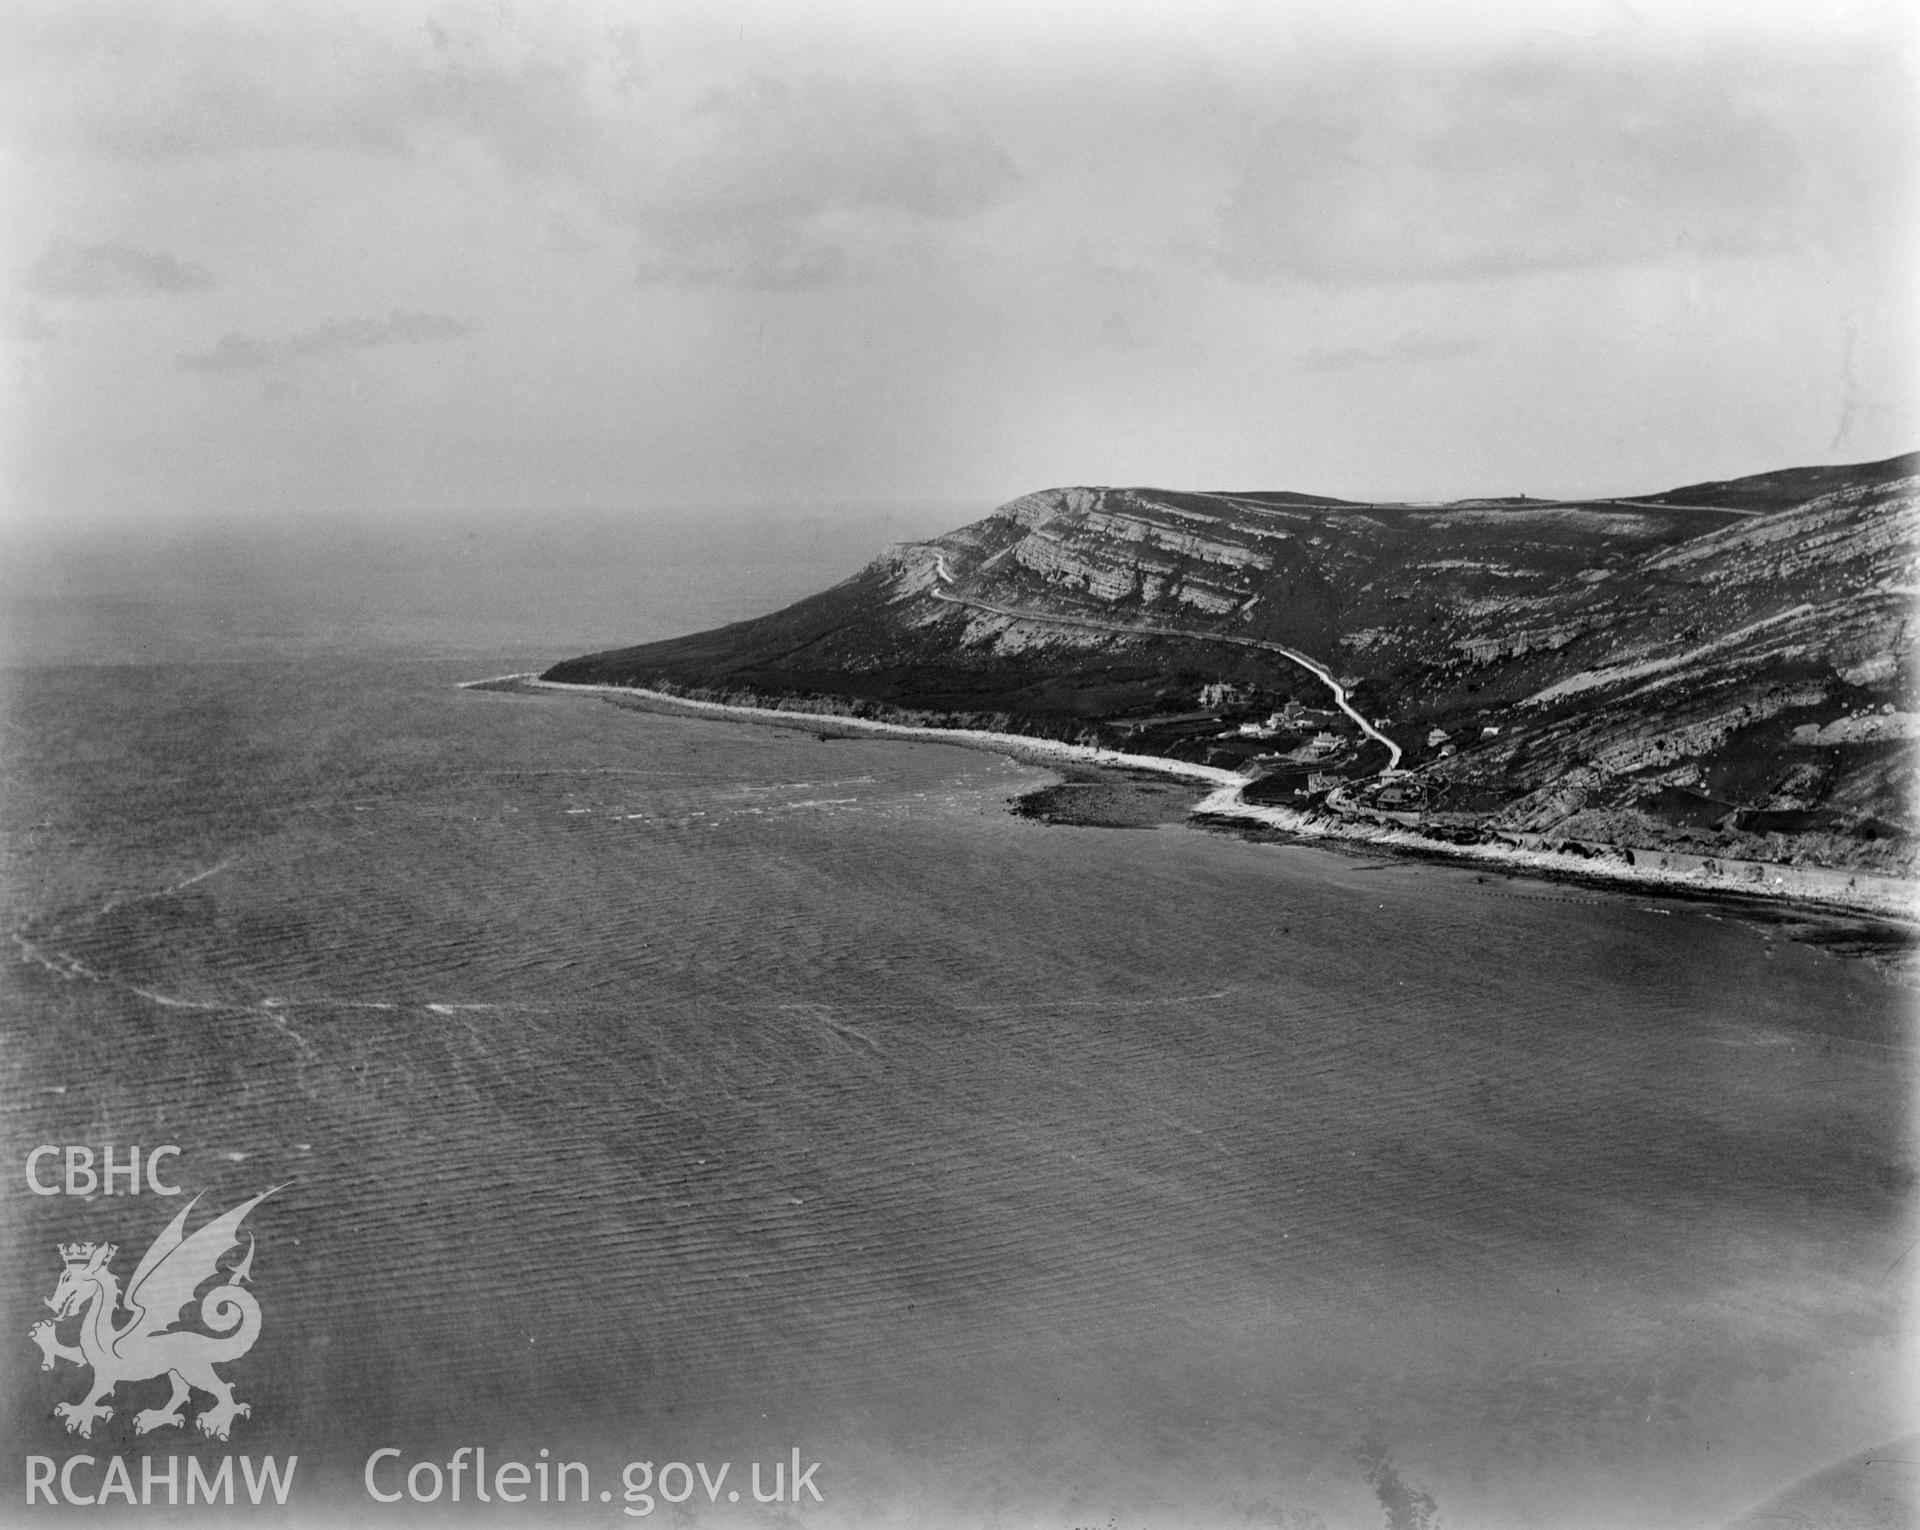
[2,0,1916,534]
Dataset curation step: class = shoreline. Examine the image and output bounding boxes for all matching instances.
[467,674,1918,927]
[463,673,1247,785]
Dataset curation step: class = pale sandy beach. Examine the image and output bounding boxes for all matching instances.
[10,8,1915,1524]
[480,674,1920,924]
[6,650,1909,1529]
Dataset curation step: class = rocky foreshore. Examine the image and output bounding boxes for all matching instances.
[544,453,1917,905]
[471,674,1917,926]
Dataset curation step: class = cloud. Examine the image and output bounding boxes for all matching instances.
[622,72,1020,289]
[1302,332,1479,373]
[5,2,1021,291]
[1,3,423,159]
[4,298,60,341]
[179,309,473,371]
[21,237,214,298]
[1219,39,1910,284]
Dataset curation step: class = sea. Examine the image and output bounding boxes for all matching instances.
[0,506,1912,1530]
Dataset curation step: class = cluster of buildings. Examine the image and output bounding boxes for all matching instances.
[1195,679,1507,809]
[1424,723,1501,760]
[1218,695,1344,750]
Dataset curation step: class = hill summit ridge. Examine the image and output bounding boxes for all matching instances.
[548,452,1918,885]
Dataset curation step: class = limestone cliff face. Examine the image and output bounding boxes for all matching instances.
[1436,471,1920,875]
[902,487,1301,628]
[548,453,1918,880]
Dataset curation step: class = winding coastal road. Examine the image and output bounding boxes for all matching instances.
[924,560,1403,772]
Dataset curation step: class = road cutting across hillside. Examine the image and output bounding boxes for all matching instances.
[925,567,1404,772]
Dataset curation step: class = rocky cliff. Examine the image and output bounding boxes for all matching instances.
[547,453,1918,883]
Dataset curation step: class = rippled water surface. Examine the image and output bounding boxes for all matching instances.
[1,527,1912,1529]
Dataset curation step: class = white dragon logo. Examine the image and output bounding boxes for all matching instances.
[29,1187,279,1441]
